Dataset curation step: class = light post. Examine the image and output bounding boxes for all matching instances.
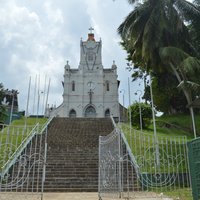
[9,90,19,124]
[135,90,142,132]
[120,89,125,121]
[149,73,160,167]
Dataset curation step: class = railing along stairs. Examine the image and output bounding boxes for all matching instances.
[110,116,140,176]
[0,116,54,178]
[98,116,141,199]
[99,116,191,199]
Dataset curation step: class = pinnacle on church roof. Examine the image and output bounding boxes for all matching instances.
[112,60,117,69]
[65,60,70,69]
[66,60,70,65]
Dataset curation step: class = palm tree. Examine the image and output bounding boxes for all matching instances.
[159,46,200,137]
[118,0,200,137]
[118,0,199,69]
[189,0,200,54]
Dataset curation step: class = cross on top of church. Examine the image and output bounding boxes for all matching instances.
[89,27,94,34]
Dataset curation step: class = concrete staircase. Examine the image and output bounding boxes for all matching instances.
[44,118,114,192]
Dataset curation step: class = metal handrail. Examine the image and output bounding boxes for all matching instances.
[0,116,54,177]
[110,115,140,176]
[38,116,54,135]
[0,124,39,177]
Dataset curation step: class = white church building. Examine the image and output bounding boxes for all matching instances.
[47,30,120,120]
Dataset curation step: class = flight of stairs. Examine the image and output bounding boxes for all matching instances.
[1,117,140,193]
[44,117,114,192]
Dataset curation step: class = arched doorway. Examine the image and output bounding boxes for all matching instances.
[105,109,110,117]
[69,109,76,118]
[85,105,96,118]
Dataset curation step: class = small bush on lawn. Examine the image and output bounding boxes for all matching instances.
[128,102,152,129]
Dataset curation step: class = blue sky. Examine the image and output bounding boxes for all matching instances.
[0,0,144,114]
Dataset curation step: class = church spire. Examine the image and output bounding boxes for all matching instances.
[87,27,95,41]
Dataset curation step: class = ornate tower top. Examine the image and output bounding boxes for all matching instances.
[79,28,102,71]
[87,27,95,41]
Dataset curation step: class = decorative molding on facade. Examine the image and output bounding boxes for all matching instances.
[47,30,119,119]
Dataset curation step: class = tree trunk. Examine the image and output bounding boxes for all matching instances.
[170,63,197,138]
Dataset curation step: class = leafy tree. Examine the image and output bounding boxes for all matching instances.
[118,0,199,70]
[159,46,200,137]
[128,102,152,129]
[187,0,200,54]
[118,0,200,136]
[143,74,188,114]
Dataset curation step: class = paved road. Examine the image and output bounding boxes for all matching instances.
[0,192,173,200]
[43,192,172,200]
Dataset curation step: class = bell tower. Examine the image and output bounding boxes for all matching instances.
[47,28,119,120]
[79,27,103,71]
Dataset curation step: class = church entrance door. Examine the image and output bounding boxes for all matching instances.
[85,105,96,118]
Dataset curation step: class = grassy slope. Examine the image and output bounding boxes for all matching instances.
[154,115,199,199]
[139,114,200,140]
[0,117,48,169]
[157,114,200,137]
[11,117,48,126]
[121,114,199,200]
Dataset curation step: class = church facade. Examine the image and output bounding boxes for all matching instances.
[48,31,119,119]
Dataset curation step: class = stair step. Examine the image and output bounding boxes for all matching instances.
[42,118,114,192]
[6,118,139,193]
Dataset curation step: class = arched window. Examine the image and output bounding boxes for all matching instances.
[69,109,76,118]
[72,81,75,91]
[85,105,96,118]
[106,81,109,91]
[105,109,110,117]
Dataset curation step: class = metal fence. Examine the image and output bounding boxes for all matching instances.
[187,137,200,200]
[98,119,192,199]
[0,122,48,200]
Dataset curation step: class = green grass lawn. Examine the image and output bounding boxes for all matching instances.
[121,123,189,173]
[122,114,199,139]
[0,117,48,170]
[11,116,48,126]
[120,114,199,199]
[120,114,195,174]
[156,114,200,138]
[164,188,193,200]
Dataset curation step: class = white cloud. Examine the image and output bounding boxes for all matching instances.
[43,2,64,24]
[0,0,138,114]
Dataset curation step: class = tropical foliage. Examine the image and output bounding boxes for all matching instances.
[128,102,152,128]
[143,73,188,114]
[118,0,200,135]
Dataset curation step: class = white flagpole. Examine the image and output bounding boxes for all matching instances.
[36,74,40,120]
[44,78,51,117]
[25,76,31,127]
[42,75,47,115]
[33,75,37,115]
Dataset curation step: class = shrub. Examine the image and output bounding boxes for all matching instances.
[128,102,152,129]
